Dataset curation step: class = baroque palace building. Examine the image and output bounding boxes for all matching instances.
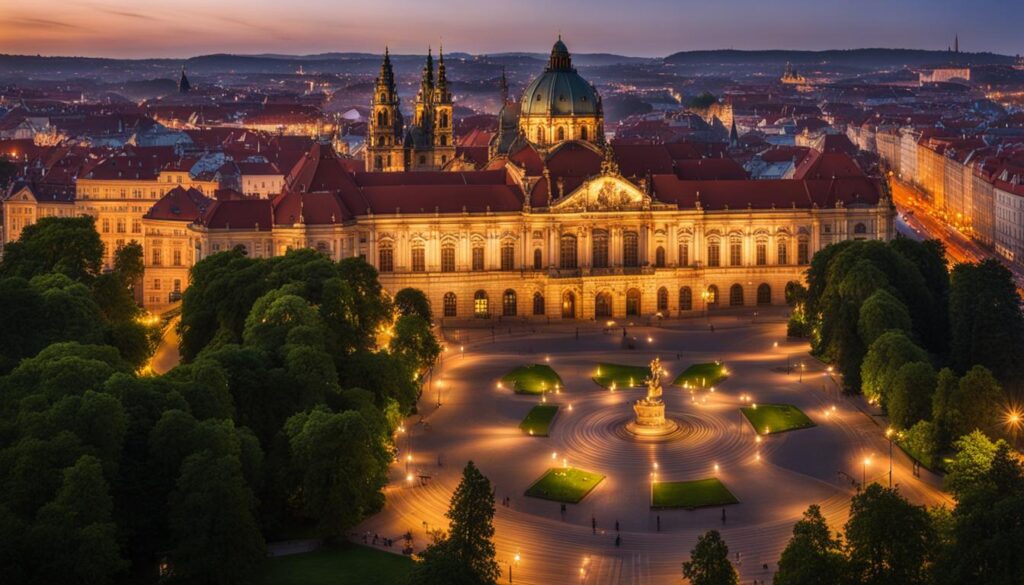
[3,38,896,316]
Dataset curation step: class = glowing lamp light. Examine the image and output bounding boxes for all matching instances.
[647,336,653,343]
[713,463,720,473]
[568,404,574,411]
[755,436,762,444]
[406,454,412,462]
[773,341,778,348]
[406,473,413,482]
[752,403,758,409]
[514,552,521,563]
[497,382,503,389]
[552,451,557,459]
[545,355,550,362]
[529,429,534,435]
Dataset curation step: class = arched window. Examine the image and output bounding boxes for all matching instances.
[439,135,448,146]
[443,292,457,317]
[730,283,745,306]
[374,155,383,169]
[657,287,668,312]
[378,110,387,126]
[533,292,545,315]
[580,126,588,141]
[679,286,693,311]
[777,239,789,265]
[626,288,642,316]
[503,289,517,316]
[561,291,576,318]
[536,127,544,143]
[797,237,810,265]
[623,231,639,267]
[678,242,689,267]
[706,285,719,306]
[757,283,771,305]
[595,292,612,317]
[592,230,609,269]
[707,238,720,267]
[440,112,449,128]
[533,248,543,270]
[378,243,393,272]
[854,222,867,235]
[560,234,577,269]
[474,290,489,318]
[441,243,455,272]
[557,127,566,141]
[655,246,666,268]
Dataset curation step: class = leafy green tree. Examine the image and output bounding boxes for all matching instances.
[857,288,912,346]
[945,431,998,502]
[682,530,738,585]
[901,420,938,469]
[686,91,718,109]
[284,406,390,536]
[113,241,145,286]
[931,368,960,453]
[888,361,937,429]
[773,504,845,585]
[413,461,500,585]
[242,288,322,355]
[949,259,1024,382]
[0,216,104,281]
[391,314,441,372]
[0,277,48,372]
[339,350,419,412]
[890,237,950,351]
[939,442,1024,585]
[947,365,1005,441]
[26,454,128,585]
[395,287,433,323]
[167,449,265,584]
[784,281,807,307]
[860,330,928,405]
[844,483,935,585]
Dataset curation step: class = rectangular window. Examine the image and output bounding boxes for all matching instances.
[678,243,689,267]
[379,248,393,272]
[707,243,720,267]
[102,218,110,233]
[132,219,141,234]
[730,242,742,266]
[592,233,608,268]
[756,242,767,266]
[153,278,161,291]
[152,248,162,266]
[777,241,788,265]
[472,247,484,271]
[798,240,809,265]
[623,232,638,267]
[441,246,455,272]
[501,245,514,271]
[116,219,125,233]
[412,248,425,272]
[172,249,182,266]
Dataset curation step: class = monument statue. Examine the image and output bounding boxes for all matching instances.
[626,356,677,437]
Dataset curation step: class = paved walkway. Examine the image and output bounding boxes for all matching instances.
[357,315,949,584]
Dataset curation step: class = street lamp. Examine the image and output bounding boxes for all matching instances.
[799,362,805,382]
[862,456,871,488]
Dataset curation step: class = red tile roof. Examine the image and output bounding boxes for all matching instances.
[144,186,212,221]
[197,199,273,230]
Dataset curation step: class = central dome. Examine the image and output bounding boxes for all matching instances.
[520,38,601,117]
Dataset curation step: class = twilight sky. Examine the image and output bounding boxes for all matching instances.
[0,0,1020,58]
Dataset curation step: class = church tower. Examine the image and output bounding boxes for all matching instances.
[414,48,435,131]
[178,66,191,93]
[432,47,455,167]
[366,48,405,172]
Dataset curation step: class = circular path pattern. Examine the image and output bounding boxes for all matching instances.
[357,315,951,584]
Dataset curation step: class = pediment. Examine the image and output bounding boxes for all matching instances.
[548,174,649,213]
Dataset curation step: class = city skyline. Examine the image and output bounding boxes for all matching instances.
[1,0,1022,58]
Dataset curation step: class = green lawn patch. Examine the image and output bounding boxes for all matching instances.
[741,403,815,435]
[262,544,413,585]
[672,362,728,388]
[525,467,605,503]
[519,405,559,436]
[592,362,650,389]
[501,364,563,395]
[652,478,738,509]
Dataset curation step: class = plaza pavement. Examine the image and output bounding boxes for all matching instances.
[355,310,951,584]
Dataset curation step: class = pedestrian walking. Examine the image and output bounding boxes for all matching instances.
[721,507,727,524]
[615,520,619,532]
[615,535,621,548]
[656,515,661,532]
[592,516,597,534]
